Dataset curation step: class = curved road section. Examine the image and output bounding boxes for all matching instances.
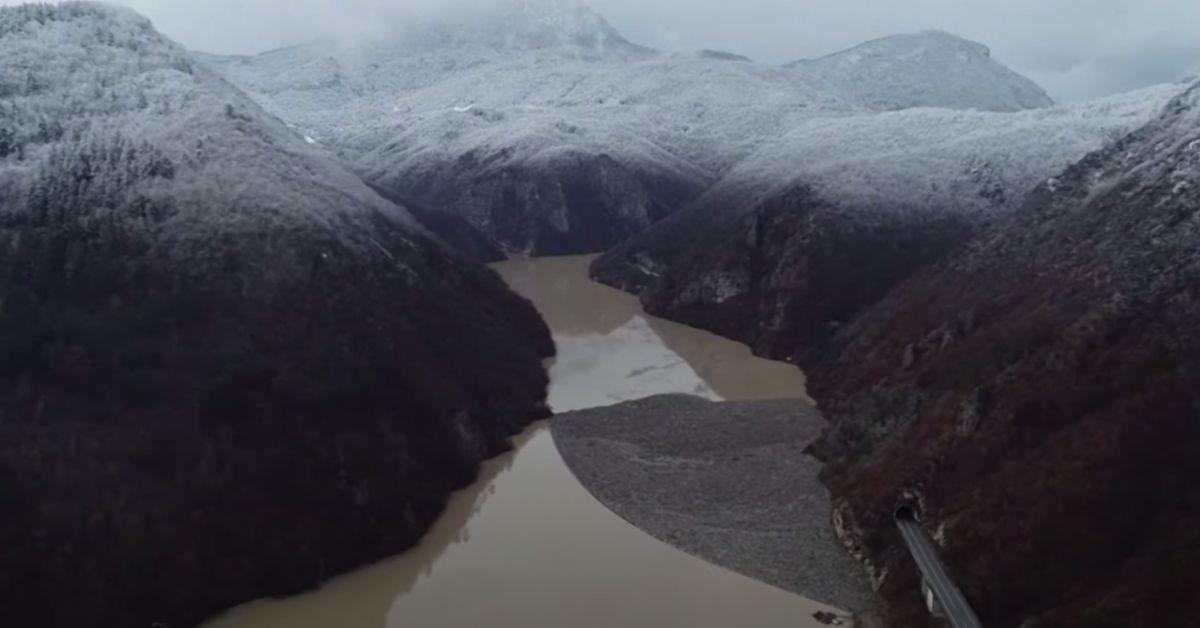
[894,507,984,628]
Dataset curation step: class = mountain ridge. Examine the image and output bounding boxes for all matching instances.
[206,9,1057,256]
[786,30,1054,112]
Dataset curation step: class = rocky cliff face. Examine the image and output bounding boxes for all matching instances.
[591,86,1177,363]
[806,82,1200,627]
[593,185,978,363]
[0,5,551,627]
[360,129,704,257]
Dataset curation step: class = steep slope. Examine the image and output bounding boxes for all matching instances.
[206,3,1054,257]
[0,4,551,627]
[592,85,1180,361]
[807,80,1200,628]
[786,31,1054,112]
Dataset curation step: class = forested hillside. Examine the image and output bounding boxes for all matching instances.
[0,5,552,626]
[808,80,1200,627]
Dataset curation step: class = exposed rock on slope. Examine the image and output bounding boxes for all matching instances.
[205,2,1050,256]
[787,30,1054,112]
[592,85,1179,362]
[0,5,551,627]
[807,81,1200,627]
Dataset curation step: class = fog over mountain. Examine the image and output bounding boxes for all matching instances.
[1,0,1196,101]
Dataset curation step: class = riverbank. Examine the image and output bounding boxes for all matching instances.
[552,394,876,614]
[204,255,854,628]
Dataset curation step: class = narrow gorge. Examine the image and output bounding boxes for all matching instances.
[203,255,869,628]
[2,2,1197,628]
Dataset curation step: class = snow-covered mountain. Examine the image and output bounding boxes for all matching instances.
[591,82,1182,359]
[0,3,419,241]
[204,2,1057,255]
[786,30,1054,112]
[203,3,845,254]
[0,4,552,626]
[690,83,1182,219]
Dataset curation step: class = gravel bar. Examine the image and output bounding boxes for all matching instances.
[551,394,875,613]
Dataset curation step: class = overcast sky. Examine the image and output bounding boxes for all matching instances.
[6,0,1199,101]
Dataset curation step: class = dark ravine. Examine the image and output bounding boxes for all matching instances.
[366,184,508,263]
[368,146,708,257]
[0,5,552,627]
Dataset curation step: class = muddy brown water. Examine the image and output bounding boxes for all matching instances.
[203,255,842,628]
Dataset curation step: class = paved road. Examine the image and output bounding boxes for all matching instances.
[895,509,984,628]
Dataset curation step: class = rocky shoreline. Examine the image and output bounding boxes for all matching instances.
[551,394,876,614]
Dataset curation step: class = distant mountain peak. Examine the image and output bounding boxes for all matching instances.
[880,30,991,56]
[786,30,1053,112]
[787,30,995,67]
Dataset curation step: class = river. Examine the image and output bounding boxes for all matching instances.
[203,255,841,628]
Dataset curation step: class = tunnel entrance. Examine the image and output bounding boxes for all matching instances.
[895,505,919,522]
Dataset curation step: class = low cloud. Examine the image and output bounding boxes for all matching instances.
[3,0,1197,100]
